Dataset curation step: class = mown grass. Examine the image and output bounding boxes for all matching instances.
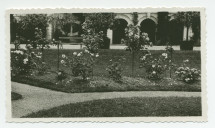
[42,49,201,77]
[24,97,202,117]
[12,49,201,93]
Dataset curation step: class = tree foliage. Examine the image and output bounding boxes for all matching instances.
[16,14,49,40]
[174,12,200,41]
[83,13,115,34]
[175,12,200,27]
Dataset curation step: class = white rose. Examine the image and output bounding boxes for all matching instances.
[95,54,99,57]
[84,49,89,53]
[152,71,156,74]
[90,53,94,56]
[23,58,28,64]
[77,53,81,57]
[62,54,66,58]
[61,60,65,64]
[73,52,77,56]
[183,59,189,63]
[146,37,149,41]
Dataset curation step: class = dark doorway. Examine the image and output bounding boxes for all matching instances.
[140,19,156,43]
[168,20,183,45]
[112,19,128,44]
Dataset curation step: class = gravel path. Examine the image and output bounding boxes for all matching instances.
[11,82,201,118]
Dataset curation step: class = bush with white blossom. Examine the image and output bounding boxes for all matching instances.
[60,49,99,81]
[121,24,152,76]
[139,50,171,80]
[175,59,201,84]
[10,48,45,77]
[82,21,104,53]
[121,24,152,52]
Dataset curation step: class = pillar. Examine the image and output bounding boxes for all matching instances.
[183,26,194,41]
[46,22,52,40]
[107,29,113,44]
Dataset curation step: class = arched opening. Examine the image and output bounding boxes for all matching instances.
[112,19,128,44]
[140,19,156,43]
[168,19,183,45]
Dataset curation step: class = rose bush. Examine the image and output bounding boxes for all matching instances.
[139,50,172,80]
[121,24,152,76]
[61,49,99,81]
[175,59,201,84]
[106,58,126,82]
[82,21,104,53]
[121,25,152,52]
[11,48,47,77]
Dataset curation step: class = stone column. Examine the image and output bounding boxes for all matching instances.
[188,26,194,40]
[107,29,113,44]
[46,22,52,40]
[183,26,187,41]
[183,26,194,41]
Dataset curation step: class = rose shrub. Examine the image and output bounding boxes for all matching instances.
[61,49,99,81]
[175,59,201,84]
[56,70,67,82]
[139,50,172,80]
[121,25,152,52]
[106,58,126,82]
[82,21,104,53]
[121,24,152,76]
[11,48,47,77]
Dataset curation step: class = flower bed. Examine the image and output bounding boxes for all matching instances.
[11,49,201,93]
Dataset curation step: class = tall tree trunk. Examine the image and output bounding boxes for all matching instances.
[57,42,60,71]
[41,47,44,62]
[170,51,172,78]
[131,51,135,77]
[186,25,189,41]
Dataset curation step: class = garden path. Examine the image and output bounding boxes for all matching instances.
[11,82,201,118]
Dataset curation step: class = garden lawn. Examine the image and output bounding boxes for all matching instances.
[12,49,201,93]
[42,49,201,77]
[24,97,202,117]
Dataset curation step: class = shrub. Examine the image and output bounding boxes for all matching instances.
[56,70,67,82]
[121,24,152,76]
[165,43,175,78]
[11,50,35,77]
[61,49,99,81]
[175,59,201,84]
[11,47,49,77]
[81,29,104,53]
[16,14,48,41]
[106,58,126,82]
[139,50,171,80]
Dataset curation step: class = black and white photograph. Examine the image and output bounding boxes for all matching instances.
[6,8,206,122]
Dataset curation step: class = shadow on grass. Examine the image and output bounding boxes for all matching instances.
[23,97,202,117]
[11,92,22,100]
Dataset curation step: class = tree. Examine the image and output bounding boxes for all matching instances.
[49,13,82,37]
[16,14,49,41]
[83,13,115,34]
[122,13,151,77]
[82,13,115,49]
[174,12,200,42]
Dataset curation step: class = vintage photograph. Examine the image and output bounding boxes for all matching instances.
[6,8,206,122]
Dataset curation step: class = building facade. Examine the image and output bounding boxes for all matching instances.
[13,13,195,45]
[46,12,194,45]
